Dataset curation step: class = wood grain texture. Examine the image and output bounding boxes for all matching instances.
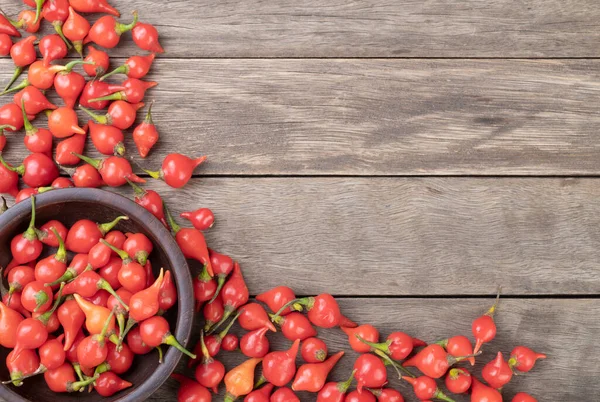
[43,177,595,296]
[3,0,600,57]
[2,59,600,175]
[148,298,598,401]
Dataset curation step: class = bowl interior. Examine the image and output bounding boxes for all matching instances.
[0,189,192,402]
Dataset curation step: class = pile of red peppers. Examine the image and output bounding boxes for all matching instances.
[0,0,547,401]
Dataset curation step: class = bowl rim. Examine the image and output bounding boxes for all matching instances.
[0,188,193,402]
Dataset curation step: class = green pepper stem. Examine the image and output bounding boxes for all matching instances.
[50,228,67,263]
[70,152,101,169]
[164,334,196,359]
[20,99,35,134]
[88,92,124,103]
[119,317,137,345]
[98,279,129,310]
[23,196,38,241]
[98,215,129,235]
[0,78,28,96]
[32,0,44,24]
[164,204,181,235]
[3,66,24,92]
[217,310,242,339]
[115,11,138,35]
[144,101,154,124]
[68,374,99,393]
[37,283,65,325]
[99,239,131,262]
[52,21,72,49]
[156,345,163,363]
[78,106,108,125]
[99,64,128,81]
[125,177,147,198]
[376,349,415,378]
[272,297,312,319]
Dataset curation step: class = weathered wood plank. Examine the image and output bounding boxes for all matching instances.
[3,177,592,296]
[2,59,600,175]
[148,298,597,401]
[3,0,600,57]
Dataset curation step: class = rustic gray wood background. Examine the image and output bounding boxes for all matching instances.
[2,0,599,400]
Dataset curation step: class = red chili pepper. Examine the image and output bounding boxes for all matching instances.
[132,21,164,53]
[9,197,43,263]
[100,53,155,81]
[38,220,68,248]
[4,36,37,92]
[51,177,74,188]
[274,293,342,329]
[48,107,86,138]
[73,293,115,335]
[292,350,344,392]
[143,259,155,288]
[54,62,89,108]
[84,11,137,48]
[11,10,41,34]
[45,253,89,287]
[202,295,224,333]
[445,368,471,394]
[84,289,111,307]
[43,362,97,393]
[346,390,376,402]
[100,239,148,293]
[436,335,475,366]
[223,357,262,402]
[88,241,112,269]
[508,346,546,373]
[87,120,125,156]
[91,77,157,104]
[62,7,89,56]
[96,341,133,374]
[126,179,168,226]
[481,351,513,389]
[123,232,153,265]
[126,326,152,355]
[194,331,225,393]
[42,0,70,45]
[238,302,277,332]
[130,102,160,158]
[80,101,144,130]
[0,301,24,348]
[171,373,212,402]
[39,34,68,66]
[73,153,146,187]
[368,388,404,402]
[158,269,177,313]
[55,129,85,165]
[76,309,114,369]
[270,312,317,341]
[205,249,233,303]
[93,371,132,396]
[7,265,35,303]
[0,103,24,131]
[79,80,125,110]
[72,164,105,188]
[124,268,164,338]
[5,348,39,386]
[69,0,120,16]
[180,207,215,231]
[62,271,127,311]
[39,335,66,371]
[272,387,300,402]
[402,376,455,402]
[317,369,355,402]
[512,392,537,402]
[12,317,49,360]
[145,153,207,188]
[302,337,328,363]
[14,86,58,116]
[342,324,379,353]
[65,216,127,253]
[64,329,84,363]
[221,334,238,352]
[0,34,12,56]
[166,208,213,276]
[240,327,270,358]
[470,376,502,402]
[403,344,476,379]
[34,228,67,286]
[0,14,21,37]
[139,315,196,358]
[83,45,109,77]
[0,160,19,197]
[0,124,15,151]
[206,263,248,332]
[4,153,59,187]
[23,0,45,25]
[472,292,500,355]
[14,187,52,204]
[354,353,387,392]
[244,383,273,402]
[97,256,121,290]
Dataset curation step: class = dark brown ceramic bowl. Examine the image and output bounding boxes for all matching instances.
[0,188,193,402]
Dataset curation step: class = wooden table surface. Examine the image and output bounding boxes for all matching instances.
[2,0,599,400]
